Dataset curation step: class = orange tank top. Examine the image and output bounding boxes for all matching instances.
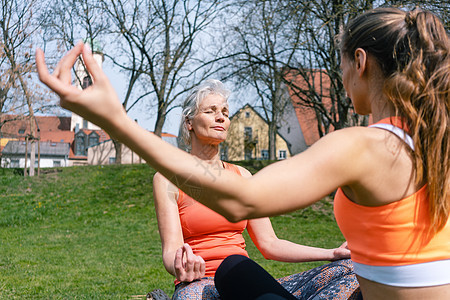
[334,186,450,266]
[334,118,450,267]
[177,162,248,282]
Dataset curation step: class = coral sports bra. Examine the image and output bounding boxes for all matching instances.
[334,118,450,287]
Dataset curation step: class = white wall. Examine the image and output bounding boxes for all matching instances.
[1,157,69,168]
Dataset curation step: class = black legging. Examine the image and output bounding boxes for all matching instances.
[214,254,297,300]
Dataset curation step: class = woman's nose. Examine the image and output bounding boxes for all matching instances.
[216,112,225,122]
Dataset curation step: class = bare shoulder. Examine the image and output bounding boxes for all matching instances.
[153,172,178,199]
[323,126,416,205]
[308,126,376,159]
[153,171,169,185]
[301,126,385,185]
[317,126,374,143]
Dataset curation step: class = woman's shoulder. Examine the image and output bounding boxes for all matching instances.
[232,164,252,178]
[153,171,168,184]
[153,172,178,193]
[312,126,378,153]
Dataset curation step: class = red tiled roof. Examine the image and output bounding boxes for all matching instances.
[1,114,178,160]
[76,128,110,142]
[0,115,71,138]
[40,131,74,143]
[1,115,110,160]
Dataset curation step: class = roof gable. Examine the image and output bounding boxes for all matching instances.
[230,103,290,145]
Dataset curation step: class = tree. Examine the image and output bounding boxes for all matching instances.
[385,0,449,30]
[226,0,308,160]
[101,0,228,138]
[1,0,49,175]
[41,0,121,161]
[281,0,375,141]
[44,0,229,163]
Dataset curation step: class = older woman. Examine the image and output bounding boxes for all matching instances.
[152,79,357,299]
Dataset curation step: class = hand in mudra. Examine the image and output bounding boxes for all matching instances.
[332,241,351,261]
[174,243,206,282]
[36,42,126,132]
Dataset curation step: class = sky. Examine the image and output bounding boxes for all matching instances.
[101,59,247,138]
[103,63,183,137]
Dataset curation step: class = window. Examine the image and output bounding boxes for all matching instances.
[244,127,252,140]
[245,112,250,118]
[88,132,99,146]
[75,132,87,156]
[109,157,116,164]
[18,129,25,134]
[279,150,287,160]
[11,159,20,168]
[53,160,61,167]
[82,119,88,129]
[82,75,92,89]
[261,150,269,160]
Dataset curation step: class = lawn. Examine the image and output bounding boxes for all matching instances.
[0,163,346,299]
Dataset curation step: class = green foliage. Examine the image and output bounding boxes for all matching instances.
[0,163,345,298]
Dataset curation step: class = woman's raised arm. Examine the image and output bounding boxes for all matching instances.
[36,43,365,222]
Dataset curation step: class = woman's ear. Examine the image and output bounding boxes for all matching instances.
[185,118,193,131]
[354,48,367,76]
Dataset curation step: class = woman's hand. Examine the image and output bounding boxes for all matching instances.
[174,243,205,282]
[331,241,351,261]
[35,42,127,134]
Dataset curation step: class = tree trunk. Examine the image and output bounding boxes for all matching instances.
[29,140,35,176]
[113,139,122,165]
[154,106,167,137]
[24,136,28,176]
[268,121,277,160]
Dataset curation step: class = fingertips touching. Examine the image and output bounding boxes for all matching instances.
[82,43,102,83]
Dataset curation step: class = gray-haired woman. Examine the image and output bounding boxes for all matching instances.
[152,79,356,299]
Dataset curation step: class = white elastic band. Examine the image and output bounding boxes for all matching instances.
[353,260,450,287]
[369,123,415,150]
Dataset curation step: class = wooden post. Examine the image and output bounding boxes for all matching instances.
[24,136,28,177]
[37,137,40,176]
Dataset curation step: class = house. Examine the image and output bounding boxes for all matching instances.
[285,69,337,148]
[277,87,309,155]
[0,114,112,167]
[87,133,178,165]
[71,128,110,165]
[1,140,70,168]
[222,104,291,161]
[0,113,180,168]
[0,115,71,167]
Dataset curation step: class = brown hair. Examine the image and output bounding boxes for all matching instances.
[339,7,450,232]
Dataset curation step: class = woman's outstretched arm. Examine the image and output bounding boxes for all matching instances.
[36,43,366,221]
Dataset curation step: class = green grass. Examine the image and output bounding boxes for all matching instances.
[0,163,345,299]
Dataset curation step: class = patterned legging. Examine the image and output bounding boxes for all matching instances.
[172,257,360,300]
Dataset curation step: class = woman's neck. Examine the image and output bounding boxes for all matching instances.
[369,94,396,124]
[190,142,221,163]
[366,59,397,123]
